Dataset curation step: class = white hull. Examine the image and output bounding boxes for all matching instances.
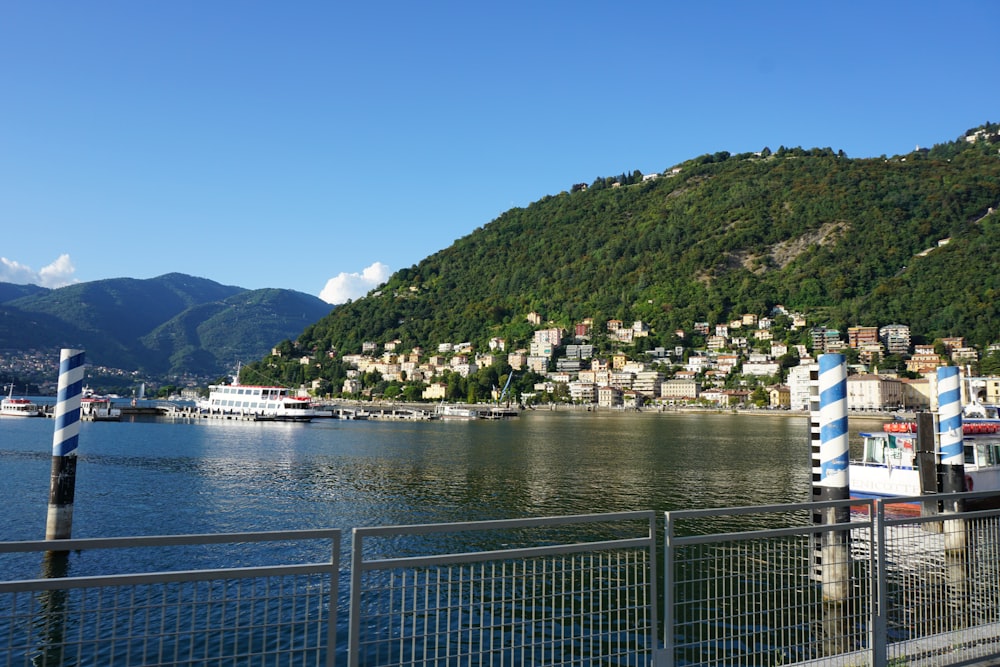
[199,384,317,420]
[436,405,478,420]
[849,463,922,499]
[82,398,121,421]
[0,399,43,418]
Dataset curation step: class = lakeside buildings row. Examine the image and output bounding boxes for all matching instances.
[298,307,1000,412]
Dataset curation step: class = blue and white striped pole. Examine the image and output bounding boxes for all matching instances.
[814,354,850,610]
[817,354,850,501]
[937,366,966,494]
[46,349,85,540]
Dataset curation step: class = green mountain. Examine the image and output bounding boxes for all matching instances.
[274,124,1000,372]
[1,273,332,378]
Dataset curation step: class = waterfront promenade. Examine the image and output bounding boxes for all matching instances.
[4,495,1000,666]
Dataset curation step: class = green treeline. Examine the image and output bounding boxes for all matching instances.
[251,125,1000,391]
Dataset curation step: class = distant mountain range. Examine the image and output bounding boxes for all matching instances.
[0,273,332,380]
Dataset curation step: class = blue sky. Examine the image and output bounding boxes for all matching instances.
[3,2,998,303]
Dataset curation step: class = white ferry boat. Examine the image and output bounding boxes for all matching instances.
[199,384,317,421]
[81,397,122,421]
[435,403,479,420]
[1,385,43,418]
[850,421,1000,507]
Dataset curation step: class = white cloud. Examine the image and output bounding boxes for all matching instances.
[0,254,78,288]
[319,261,391,305]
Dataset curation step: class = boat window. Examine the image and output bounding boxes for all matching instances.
[965,444,976,465]
[864,437,884,464]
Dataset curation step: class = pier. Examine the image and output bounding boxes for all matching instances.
[86,402,517,422]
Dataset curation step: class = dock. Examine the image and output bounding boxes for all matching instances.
[43,402,518,423]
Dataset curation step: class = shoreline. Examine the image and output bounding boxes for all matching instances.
[324,399,897,421]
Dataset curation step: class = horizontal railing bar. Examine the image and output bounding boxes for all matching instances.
[665,498,867,522]
[0,528,341,554]
[881,511,991,528]
[895,489,1000,502]
[359,536,654,571]
[666,520,866,547]
[0,561,338,593]
[352,510,655,540]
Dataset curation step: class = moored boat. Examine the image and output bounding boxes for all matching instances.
[850,418,1000,509]
[1,384,43,418]
[81,396,122,421]
[198,384,317,421]
[435,404,479,420]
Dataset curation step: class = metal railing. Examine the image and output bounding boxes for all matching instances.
[5,498,1000,666]
[664,494,1000,667]
[0,530,341,667]
[348,511,658,666]
[877,494,1000,666]
[665,499,875,667]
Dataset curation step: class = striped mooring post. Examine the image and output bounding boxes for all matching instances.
[937,366,965,494]
[813,354,850,610]
[46,349,85,540]
[816,353,850,503]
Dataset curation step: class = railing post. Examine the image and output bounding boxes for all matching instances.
[659,511,674,667]
[348,528,363,667]
[647,511,661,665]
[872,500,888,667]
[326,531,340,667]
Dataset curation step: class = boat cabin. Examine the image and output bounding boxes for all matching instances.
[858,431,1000,471]
[860,433,916,469]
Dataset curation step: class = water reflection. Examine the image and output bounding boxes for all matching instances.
[0,410,833,663]
[0,410,835,548]
[31,551,70,667]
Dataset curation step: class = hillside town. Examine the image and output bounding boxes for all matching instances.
[299,305,999,412]
[5,306,997,411]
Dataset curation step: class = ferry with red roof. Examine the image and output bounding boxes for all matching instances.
[1,384,43,418]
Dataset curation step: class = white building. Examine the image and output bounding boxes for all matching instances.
[661,379,700,401]
[786,364,815,411]
[568,381,597,404]
[743,361,781,377]
[847,375,903,411]
[632,371,664,397]
[422,382,447,400]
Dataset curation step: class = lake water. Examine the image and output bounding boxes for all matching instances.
[1,409,888,663]
[0,408,889,547]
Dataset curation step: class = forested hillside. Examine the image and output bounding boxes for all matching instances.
[279,126,1000,370]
